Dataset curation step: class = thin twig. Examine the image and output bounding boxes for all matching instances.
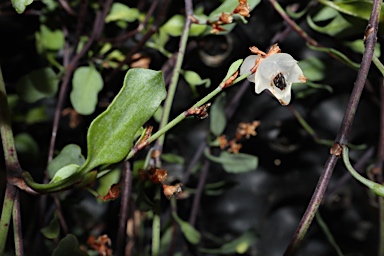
[284,0,382,254]
[189,160,209,226]
[13,190,24,256]
[116,162,132,256]
[0,66,23,255]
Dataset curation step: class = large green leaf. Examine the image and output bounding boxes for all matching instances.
[47,144,85,179]
[81,68,166,173]
[205,150,258,173]
[210,93,227,136]
[11,0,33,14]
[52,234,88,256]
[16,67,59,103]
[70,66,104,115]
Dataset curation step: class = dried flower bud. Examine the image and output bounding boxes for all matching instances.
[330,143,342,157]
[98,184,121,201]
[228,141,242,154]
[219,12,233,24]
[163,183,183,199]
[234,0,250,17]
[218,135,228,149]
[236,121,261,139]
[188,103,211,119]
[148,168,168,184]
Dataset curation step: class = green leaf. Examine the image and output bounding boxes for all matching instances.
[16,67,59,103]
[222,59,243,83]
[40,212,60,239]
[41,0,58,11]
[70,66,104,115]
[306,44,360,70]
[161,15,184,37]
[48,144,85,179]
[11,0,33,14]
[97,168,120,197]
[190,23,207,36]
[318,0,384,23]
[161,153,185,164]
[199,231,257,254]
[298,57,326,82]
[183,70,203,85]
[182,70,211,96]
[81,68,166,173]
[210,93,226,136]
[173,213,201,244]
[14,133,39,157]
[345,39,381,57]
[37,25,65,51]
[52,234,88,256]
[105,2,139,23]
[205,150,258,173]
[307,10,352,36]
[209,0,261,18]
[50,164,81,184]
[294,81,333,99]
[25,106,48,124]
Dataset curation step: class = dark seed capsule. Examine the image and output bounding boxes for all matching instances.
[272,72,287,90]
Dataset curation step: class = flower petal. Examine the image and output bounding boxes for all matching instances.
[240,55,258,82]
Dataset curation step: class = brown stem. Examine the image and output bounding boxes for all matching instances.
[116,162,132,256]
[283,0,382,254]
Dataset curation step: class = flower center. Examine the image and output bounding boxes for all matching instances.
[272,72,286,90]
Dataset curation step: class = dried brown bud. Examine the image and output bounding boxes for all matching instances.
[222,70,239,89]
[219,12,233,24]
[87,234,112,256]
[98,184,121,201]
[218,135,229,149]
[187,103,211,119]
[211,23,226,34]
[228,141,242,154]
[330,143,342,157]
[234,0,250,17]
[163,183,183,199]
[148,168,168,184]
[236,121,261,139]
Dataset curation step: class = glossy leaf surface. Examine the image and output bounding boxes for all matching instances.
[82,68,166,172]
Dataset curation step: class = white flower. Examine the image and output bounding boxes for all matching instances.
[240,53,306,105]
